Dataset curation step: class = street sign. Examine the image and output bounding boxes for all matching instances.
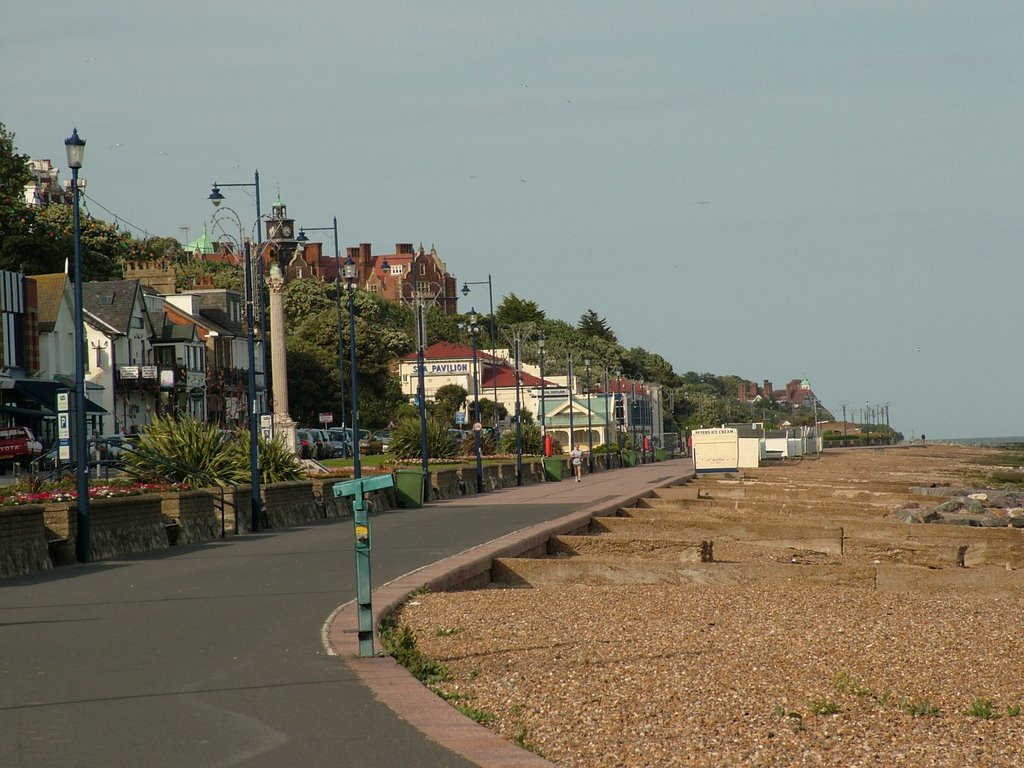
[473,422,483,432]
[454,412,466,425]
[58,413,70,440]
[319,412,333,424]
[189,387,204,401]
[57,391,69,412]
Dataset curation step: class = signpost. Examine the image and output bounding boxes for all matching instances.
[319,412,333,425]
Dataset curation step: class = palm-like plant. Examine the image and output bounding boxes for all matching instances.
[389,417,457,460]
[123,415,302,486]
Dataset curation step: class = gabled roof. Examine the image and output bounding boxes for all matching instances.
[81,279,144,334]
[402,341,501,366]
[30,273,68,332]
[481,367,547,389]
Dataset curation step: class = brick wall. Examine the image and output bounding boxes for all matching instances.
[0,505,51,577]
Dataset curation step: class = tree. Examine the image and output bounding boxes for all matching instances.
[430,384,468,423]
[577,309,617,342]
[495,293,545,326]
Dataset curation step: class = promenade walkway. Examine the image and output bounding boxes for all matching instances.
[0,459,692,768]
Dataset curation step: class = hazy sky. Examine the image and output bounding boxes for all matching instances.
[5,2,1023,439]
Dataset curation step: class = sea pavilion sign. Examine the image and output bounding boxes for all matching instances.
[413,362,470,375]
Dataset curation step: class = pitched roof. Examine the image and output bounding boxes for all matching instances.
[402,341,501,366]
[81,279,142,334]
[29,273,67,332]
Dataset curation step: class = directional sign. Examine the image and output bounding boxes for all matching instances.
[57,391,69,412]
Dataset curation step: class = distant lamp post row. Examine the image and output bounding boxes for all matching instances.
[65,128,90,562]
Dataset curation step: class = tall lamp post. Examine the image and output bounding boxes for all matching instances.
[297,219,347,455]
[567,353,575,455]
[209,174,268,393]
[584,356,594,473]
[602,364,612,470]
[461,277,498,430]
[243,240,263,529]
[65,129,90,562]
[343,256,362,478]
[537,335,546,445]
[468,309,483,492]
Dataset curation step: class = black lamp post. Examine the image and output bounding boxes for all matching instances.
[209,174,268,412]
[538,335,546,445]
[469,309,483,492]
[343,256,362,478]
[513,334,523,485]
[584,356,594,473]
[567,353,575,454]
[602,364,611,470]
[65,128,90,562]
[243,240,262,530]
[461,276,497,429]
[297,220,347,455]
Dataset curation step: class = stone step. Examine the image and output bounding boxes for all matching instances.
[548,534,712,562]
[592,515,845,555]
[490,556,1024,595]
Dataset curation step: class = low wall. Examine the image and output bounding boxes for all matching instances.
[162,489,220,544]
[1,457,643,579]
[0,505,51,578]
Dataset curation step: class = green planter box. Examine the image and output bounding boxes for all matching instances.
[395,469,426,508]
[622,449,637,467]
[543,456,563,481]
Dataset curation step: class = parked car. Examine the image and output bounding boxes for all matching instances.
[0,425,43,468]
[295,429,316,459]
[306,428,332,460]
[326,428,351,458]
[93,434,133,462]
[371,429,392,453]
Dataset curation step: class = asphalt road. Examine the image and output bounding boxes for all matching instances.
[0,462,687,767]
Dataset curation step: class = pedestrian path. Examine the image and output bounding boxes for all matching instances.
[0,458,692,768]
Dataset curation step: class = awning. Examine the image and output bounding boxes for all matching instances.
[11,380,106,415]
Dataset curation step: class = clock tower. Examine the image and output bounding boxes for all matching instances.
[265,198,296,243]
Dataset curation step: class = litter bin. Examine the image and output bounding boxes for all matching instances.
[622,449,637,467]
[395,468,426,508]
[543,456,563,481]
[655,448,666,462]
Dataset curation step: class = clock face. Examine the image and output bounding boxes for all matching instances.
[281,223,293,238]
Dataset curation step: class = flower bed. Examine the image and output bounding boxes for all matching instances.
[0,479,189,506]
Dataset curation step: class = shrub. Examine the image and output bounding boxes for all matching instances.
[389,416,457,460]
[498,423,542,455]
[122,415,301,486]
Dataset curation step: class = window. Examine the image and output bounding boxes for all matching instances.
[419,263,425,275]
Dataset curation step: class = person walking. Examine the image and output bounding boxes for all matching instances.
[570,443,583,482]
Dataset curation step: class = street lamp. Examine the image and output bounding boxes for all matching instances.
[602,364,611,470]
[297,219,348,456]
[537,335,546,447]
[461,277,498,430]
[468,309,483,492]
[65,128,90,562]
[343,256,362,478]
[584,356,594,473]
[209,174,270,410]
[243,240,263,530]
[567,353,575,456]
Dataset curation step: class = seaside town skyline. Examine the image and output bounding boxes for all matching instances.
[6,3,1020,440]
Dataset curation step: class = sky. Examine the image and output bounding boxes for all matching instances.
[4,2,1023,439]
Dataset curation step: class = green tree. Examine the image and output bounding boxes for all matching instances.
[495,293,545,326]
[577,309,617,342]
[429,384,468,423]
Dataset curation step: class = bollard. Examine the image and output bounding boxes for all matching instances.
[333,473,395,657]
